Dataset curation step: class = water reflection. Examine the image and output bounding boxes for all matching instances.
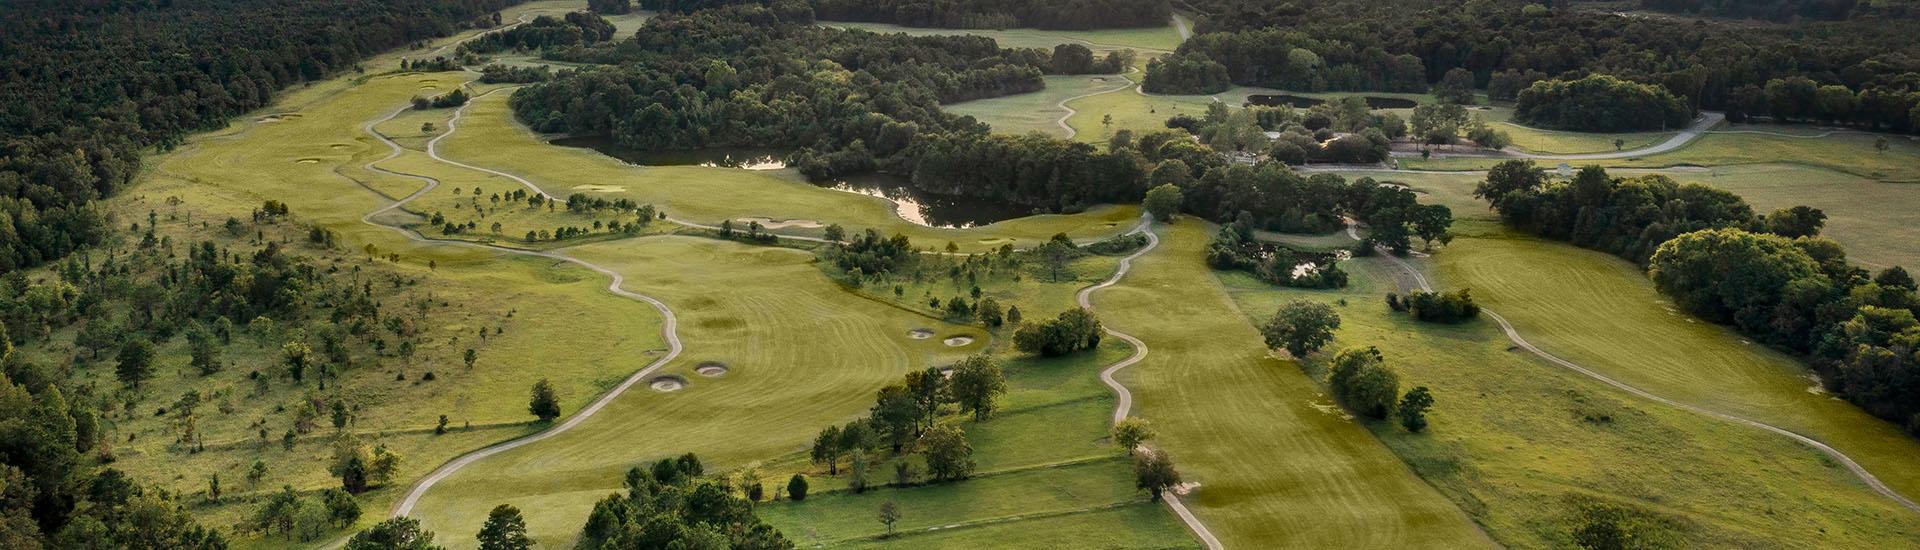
[549,137,1033,228]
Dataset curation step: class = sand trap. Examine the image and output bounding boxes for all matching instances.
[295,158,321,164]
[908,328,935,339]
[571,184,626,193]
[737,217,822,229]
[649,375,687,392]
[257,113,301,123]
[329,144,350,150]
[420,85,439,90]
[695,362,729,377]
[942,336,974,347]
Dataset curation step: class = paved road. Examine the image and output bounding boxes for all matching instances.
[1359,223,1920,515]
[359,99,687,520]
[1073,216,1226,550]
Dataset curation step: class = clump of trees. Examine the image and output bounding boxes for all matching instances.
[1179,101,1394,164]
[459,12,617,55]
[1327,346,1400,419]
[1206,221,1350,289]
[1013,308,1104,356]
[806,0,1171,30]
[577,453,793,549]
[809,355,1003,487]
[1476,162,1784,264]
[1387,290,1480,323]
[1513,75,1692,132]
[1143,52,1232,94]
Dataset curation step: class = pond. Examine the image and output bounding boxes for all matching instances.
[1245,94,1419,110]
[549,137,1034,228]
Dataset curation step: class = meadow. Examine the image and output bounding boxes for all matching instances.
[1216,223,1920,547]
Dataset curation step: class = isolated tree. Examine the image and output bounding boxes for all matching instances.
[346,517,442,550]
[1006,305,1023,327]
[282,341,312,382]
[340,455,370,494]
[477,504,531,550]
[528,379,561,422]
[877,500,901,536]
[811,425,844,475]
[463,348,477,369]
[1398,386,1434,433]
[871,385,920,450]
[1144,183,1183,222]
[1037,239,1076,282]
[1261,301,1341,358]
[1112,418,1155,455]
[787,474,809,502]
[115,340,156,387]
[188,324,222,375]
[947,354,1007,420]
[1133,451,1181,502]
[920,425,975,481]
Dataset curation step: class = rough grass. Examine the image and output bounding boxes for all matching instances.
[1475,104,1677,155]
[1401,124,1920,183]
[1094,220,1492,548]
[1215,229,1920,547]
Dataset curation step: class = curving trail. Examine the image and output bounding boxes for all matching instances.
[358,97,687,520]
[1056,71,1142,139]
[1073,217,1225,550]
[1359,223,1920,515]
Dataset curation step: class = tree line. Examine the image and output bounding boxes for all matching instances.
[808,0,1169,30]
[1173,0,1920,133]
[1477,160,1920,435]
[1514,74,1695,132]
[0,0,516,275]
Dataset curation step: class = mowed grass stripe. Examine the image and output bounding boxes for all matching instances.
[1098,221,1489,548]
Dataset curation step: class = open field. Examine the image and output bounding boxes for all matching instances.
[1474,104,1678,155]
[437,91,1142,252]
[828,21,1184,52]
[1215,233,1920,546]
[1093,220,1491,548]
[945,74,1131,138]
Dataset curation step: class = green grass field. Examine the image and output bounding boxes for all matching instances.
[1213,228,1920,546]
[1402,124,1920,183]
[1474,104,1678,155]
[1094,220,1492,548]
[945,74,1131,138]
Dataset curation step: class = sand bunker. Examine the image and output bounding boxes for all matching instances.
[908,328,935,339]
[295,158,321,164]
[329,144,350,150]
[695,362,729,377]
[420,85,439,90]
[257,114,301,123]
[943,336,974,347]
[737,217,822,229]
[649,375,687,392]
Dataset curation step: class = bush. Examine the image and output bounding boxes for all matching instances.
[1327,347,1399,419]
[1389,289,1480,323]
[1012,308,1103,356]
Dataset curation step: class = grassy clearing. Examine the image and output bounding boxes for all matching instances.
[945,74,1129,137]
[827,21,1184,52]
[438,91,1142,252]
[1095,220,1490,548]
[1475,104,1676,155]
[1214,232,1920,546]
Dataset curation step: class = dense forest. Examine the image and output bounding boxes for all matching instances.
[1622,0,1910,21]
[641,0,1170,29]
[0,0,516,275]
[458,11,617,55]
[1514,74,1694,132]
[1171,0,1920,131]
[1477,161,1920,435]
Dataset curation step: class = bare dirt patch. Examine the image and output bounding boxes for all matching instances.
[943,336,974,347]
[908,328,935,339]
[649,375,687,392]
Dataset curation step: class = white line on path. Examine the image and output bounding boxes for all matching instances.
[1357,222,1920,515]
[1073,217,1226,550]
